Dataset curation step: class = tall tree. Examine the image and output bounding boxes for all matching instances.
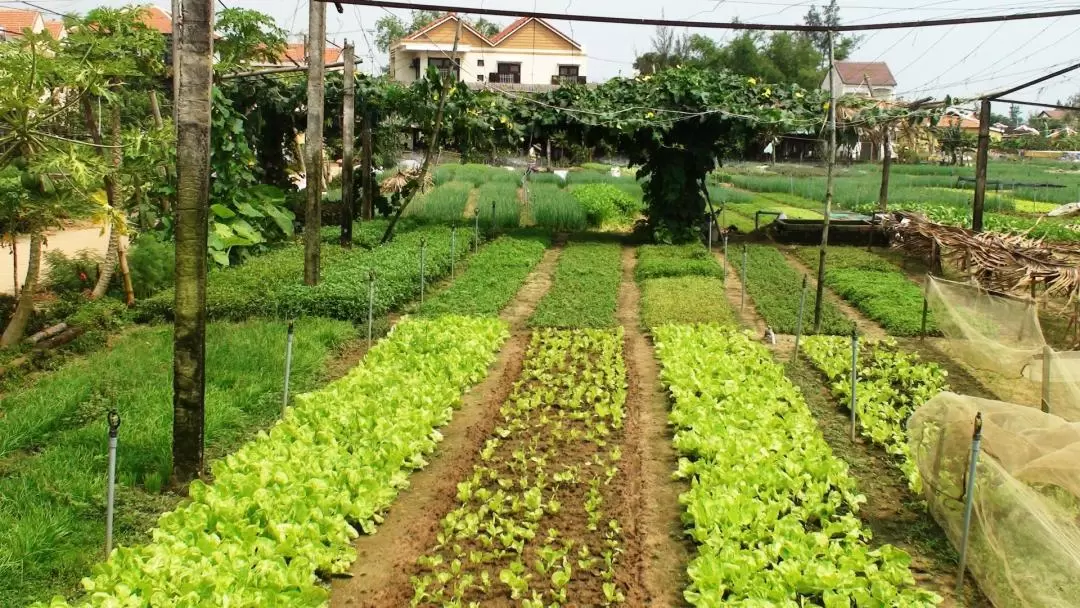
[803,0,859,64]
[171,0,214,487]
[634,24,690,75]
[1009,104,1024,127]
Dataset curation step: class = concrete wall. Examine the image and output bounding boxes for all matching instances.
[390,47,587,85]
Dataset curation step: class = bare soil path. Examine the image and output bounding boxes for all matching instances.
[331,246,563,607]
[778,247,887,340]
[712,245,768,337]
[615,246,690,607]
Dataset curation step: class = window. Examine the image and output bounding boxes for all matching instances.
[495,62,521,84]
[558,65,580,77]
[428,57,459,79]
[477,59,485,67]
[477,74,485,82]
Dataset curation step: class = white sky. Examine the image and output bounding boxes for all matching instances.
[8,0,1080,117]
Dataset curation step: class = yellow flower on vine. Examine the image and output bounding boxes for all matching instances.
[747,77,757,86]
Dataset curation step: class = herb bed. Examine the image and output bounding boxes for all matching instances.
[730,245,849,334]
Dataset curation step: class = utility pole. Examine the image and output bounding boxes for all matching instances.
[973,98,991,232]
[814,30,837,333]
[304,1,327,285]
[170,0,213,487]
[340,42,355,247]
[361,102,374,220]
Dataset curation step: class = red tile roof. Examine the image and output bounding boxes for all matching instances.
[1038,109,1071,121]
[0,8,42,37]
[835,61,896,87]
[140,6,172,34]
[279,43,343,66]
[44,20,64,38]
[490,16,529,44]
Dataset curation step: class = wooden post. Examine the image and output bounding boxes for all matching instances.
[814,31,837,333]
[361,104,374,220]
[972,99,991,233]
[878,127,892,212]
[340,42,355,247]
[303,4,327,285]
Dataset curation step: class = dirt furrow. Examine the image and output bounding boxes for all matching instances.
[330,246,563,607]
[777,247,887,340]
[616,246,690,607]
[712,246,768,336]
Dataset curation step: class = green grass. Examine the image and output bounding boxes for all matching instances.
[530,242,622,328]
[434,163,520,187]
[730,245,849,335]
[530,183,587,230]
[640,276,733,329]
[406,182,473,222]
[140,225,474,321]
[794,247,932,336]
[0,318,354,606]
[420,233,550,317]
[636,244,723,280]
[475,182,522,230]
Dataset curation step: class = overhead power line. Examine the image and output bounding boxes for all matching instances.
[322,1,1080,32]
[982,60,1080,99]
[994,98,1080,112]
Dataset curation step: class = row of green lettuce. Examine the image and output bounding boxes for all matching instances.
[654,324,940,606]
[635,244,732,329]
[800,336,950,493]
[35,316,509,607]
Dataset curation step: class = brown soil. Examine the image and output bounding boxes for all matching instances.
[615,246,690,607]
[330,246,563,607]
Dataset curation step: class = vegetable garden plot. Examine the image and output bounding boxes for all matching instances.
[410,328,631,607]
[793,247,933,337]
[654,324,940,606]
[635,245,723,280]
[800,336,950,492]
[37,316,508,608]
[530,242,622,329]
[730,245,850,334]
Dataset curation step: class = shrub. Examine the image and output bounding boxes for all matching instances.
[572,183,640,225]
[127,233,175,299]
[43,249,101,294]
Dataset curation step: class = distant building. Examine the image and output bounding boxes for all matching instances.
[822,61,897,100]
[252,42,344,68]
[1035,109,1072,122]
[0,8,65,41]
[389,13,587,90]
[937,109,1006,142]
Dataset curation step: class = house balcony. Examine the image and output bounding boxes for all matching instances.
[551,75,587,85]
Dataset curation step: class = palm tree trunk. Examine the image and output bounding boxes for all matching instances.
[170,0,213,489]
[85,100,123,299]
[1,233,42,348]
[10,235,18,297]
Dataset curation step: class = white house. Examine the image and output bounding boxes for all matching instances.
[822,61,897,100]
[389,13,587,89]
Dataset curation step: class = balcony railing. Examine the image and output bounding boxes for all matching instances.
[489,72,520,84]
[551,75,587,85]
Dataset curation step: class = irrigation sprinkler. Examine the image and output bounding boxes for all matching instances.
[104,410,121,557]
[490,201,497,236]
[1042,345,1052,414]
[450,223,457,278]
[282,321,295,416]
[956,412,984,595]
[850,326,859,442]
[792,275,808,362]
[740,244,747,312]
[419,237,428,308]
[367,270,376,349]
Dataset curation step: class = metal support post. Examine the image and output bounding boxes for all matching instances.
[722,233,728,281]
[282,321,295,415]
[850,327,859,442]
[740,244,748,311]
[956,413,984,594]
[1042,344,1052,414]
[367,270,376,349]
[104,410,121,556]
[450,223,457,278]
[793,275,808,362]
[707,216,713,251]
[474,209,480,253]
[419,237,427,308]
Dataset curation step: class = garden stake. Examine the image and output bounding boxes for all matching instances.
[722,233,728,280]
[850,326,859,442]
[474,209,480,253]
[707,216,713,251]
[740,244,747,311]
[490,201,496,236]
[282,321,295,415]
[450,223,457,278]
[419,237,428,308]
[956,413,984,595]
[1042,344,1052,414]
[792,275,808,362]
[921,275,930,340]
[367,270,376,349]
[105,410,121,557]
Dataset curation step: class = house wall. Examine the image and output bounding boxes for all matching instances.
[390,48,587,85]
[821,67,895,99]
[497,20,576,51]
[415,19,490,48]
